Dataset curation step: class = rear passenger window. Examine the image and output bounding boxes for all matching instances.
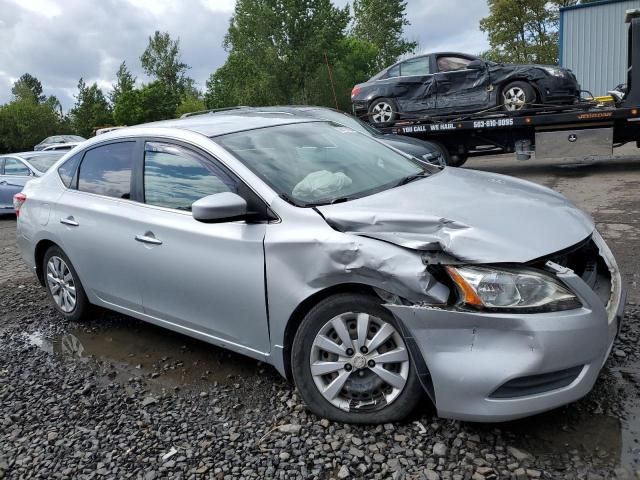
[400,57,430,76]
[143,142,235,211]
[77,142,134,199]
[58,154,82,188]
[4,158,31,176]
[384,65,400,79]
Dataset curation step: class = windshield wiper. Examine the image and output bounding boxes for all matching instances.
[395,172,431,187]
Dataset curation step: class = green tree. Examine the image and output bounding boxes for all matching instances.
[110,61,136,105]
[11,73,46,103]
[175,93,206,117]
[480,0,559,64]
[352,0,416,70]
[113,81,180,125]
[0,98,62,152]
[140,31,190,94]
[208,0,350,107]
[70,78,113,137]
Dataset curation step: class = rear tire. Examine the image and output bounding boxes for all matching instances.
[291,293,423,424]
[368,98,398,125]
[501,81,536,111]
[43,246,90,322]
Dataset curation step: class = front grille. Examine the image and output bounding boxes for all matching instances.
[529,236,612,308]
[489,365,584,399]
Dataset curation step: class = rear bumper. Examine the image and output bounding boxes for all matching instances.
[387,236,624,422]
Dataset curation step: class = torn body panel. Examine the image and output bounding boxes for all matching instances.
[317,167,594,264]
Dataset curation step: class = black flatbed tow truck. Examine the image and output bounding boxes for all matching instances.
[377,11,640,167]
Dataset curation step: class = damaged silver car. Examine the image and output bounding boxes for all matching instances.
[15,113,624,423]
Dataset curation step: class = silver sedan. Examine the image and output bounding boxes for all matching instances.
[14,113,624,423]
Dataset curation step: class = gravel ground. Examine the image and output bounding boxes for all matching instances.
[1,279,639,480]
[2,148,640,480]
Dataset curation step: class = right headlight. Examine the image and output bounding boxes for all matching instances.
[446,265,581,312]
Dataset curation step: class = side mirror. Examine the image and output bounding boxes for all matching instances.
[468,59,485,70]
[192,192,247,223]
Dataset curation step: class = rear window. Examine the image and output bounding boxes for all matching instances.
[77,142,135,199]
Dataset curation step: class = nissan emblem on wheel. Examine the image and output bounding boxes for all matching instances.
[15,110,624,424]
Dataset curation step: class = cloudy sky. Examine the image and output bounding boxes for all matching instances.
[0,0,489,110]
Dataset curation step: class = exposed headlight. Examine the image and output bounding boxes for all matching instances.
[446,266,580,312]
[541,67,565,77]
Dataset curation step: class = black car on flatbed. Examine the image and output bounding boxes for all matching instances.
[352,52,580,126]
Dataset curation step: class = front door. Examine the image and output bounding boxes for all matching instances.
[129,140,269,355]
[434,55,490,113]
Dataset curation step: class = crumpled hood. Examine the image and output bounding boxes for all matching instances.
[316,168,594,264]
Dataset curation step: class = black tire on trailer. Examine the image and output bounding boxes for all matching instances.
[450,154,468,167]
[427,141,452,166]
[501,81,537,111]
[367,98,399,125]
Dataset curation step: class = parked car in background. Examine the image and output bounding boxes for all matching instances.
[42,142,81,152]
[183,105,450,166]
[352,52,581,125]
[15,113,623,423]
[34,135,85,151]
[0,152,65,211]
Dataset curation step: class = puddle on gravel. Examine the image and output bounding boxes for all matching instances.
[24,320,265,393]
[502,363,640,472]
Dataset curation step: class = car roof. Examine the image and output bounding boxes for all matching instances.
[0,151,64,160]
[137,111,320,137]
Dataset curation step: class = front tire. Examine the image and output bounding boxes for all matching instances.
[368,98,398,125]
[501,81,536,111]
[291,293,423,424]
[43,246,90,322]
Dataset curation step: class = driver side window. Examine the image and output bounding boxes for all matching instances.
[143,142,236,211]
[4,158,31,176]
[437,56,472,72]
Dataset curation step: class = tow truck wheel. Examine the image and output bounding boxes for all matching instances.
[501,81,536,111]
[368,98,398,125]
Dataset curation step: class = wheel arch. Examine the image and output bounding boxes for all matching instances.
[34,239,59,286]
[281,282,377,381]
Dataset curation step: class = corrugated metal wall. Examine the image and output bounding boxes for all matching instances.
[561,0,640,95]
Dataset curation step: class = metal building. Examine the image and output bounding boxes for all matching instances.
[560,0,640,96]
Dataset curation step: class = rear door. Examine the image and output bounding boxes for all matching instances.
[391,56,437,114]
[0,157,32,209]
[54,140,144,312]
[434,55,491,113]
[125,140,270,355]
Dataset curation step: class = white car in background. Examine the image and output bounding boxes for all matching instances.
[42,142,81,152]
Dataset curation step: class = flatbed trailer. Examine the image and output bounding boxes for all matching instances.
[377,12,640,167]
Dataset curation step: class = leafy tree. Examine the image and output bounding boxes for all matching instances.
[140,31,190,94]
[352,0,416,71]
[110,61,136,105]
[113,81,179,125]
[0,98,61,152]
[11,73,46,103]
[70,78,113,137]
[480,0,560,64]
[209,0,350,107]
[175,93,206,117]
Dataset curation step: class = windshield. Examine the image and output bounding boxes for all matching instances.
[24,153,65,172]
[214,122,427,206]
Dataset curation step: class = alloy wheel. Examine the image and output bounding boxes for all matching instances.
[371,102,394,123]
[309,312,410,412]
[46,256,77,313]
[503,86,527,111]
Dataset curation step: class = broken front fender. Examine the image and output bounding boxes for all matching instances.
[386,267,620,422]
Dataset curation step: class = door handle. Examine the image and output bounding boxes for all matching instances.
[135,233,163,245]
[60,216,79,227]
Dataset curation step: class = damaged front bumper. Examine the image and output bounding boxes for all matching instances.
[386,235,625,422]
